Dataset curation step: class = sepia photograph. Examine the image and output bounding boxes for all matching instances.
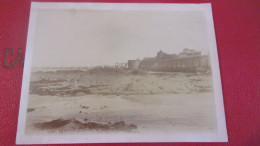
[16,2,228,144]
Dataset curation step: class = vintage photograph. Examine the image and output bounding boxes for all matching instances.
[16,2,228,144]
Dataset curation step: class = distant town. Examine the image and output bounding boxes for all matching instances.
[128,48,210,72]
[32,48,210,73]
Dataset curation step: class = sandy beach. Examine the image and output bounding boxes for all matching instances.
[25,68,217,134]
[26,92,216,134]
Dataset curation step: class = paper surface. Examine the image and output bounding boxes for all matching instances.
[16,2,228,144]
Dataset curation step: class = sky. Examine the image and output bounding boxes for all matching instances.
[32,9,209,67]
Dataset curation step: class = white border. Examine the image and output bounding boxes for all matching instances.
[16,2,228,144]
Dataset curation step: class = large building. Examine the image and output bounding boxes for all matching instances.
[128,49,210,72]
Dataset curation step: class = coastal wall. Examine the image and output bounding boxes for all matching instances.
[129,55,210,72]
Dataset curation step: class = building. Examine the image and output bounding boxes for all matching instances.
[128,60,141,70]
[128,49,210,72]
[179,48,201,58]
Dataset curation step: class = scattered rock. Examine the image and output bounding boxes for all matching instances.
[35,118,71,129]
[111,121,137,130]
[128,124,137,129]
[80,105,89,109]
[100,106,107,109]
[27,108,35,113]
[34,118,137,132]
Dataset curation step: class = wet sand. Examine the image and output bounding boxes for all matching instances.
[25,92,217,134]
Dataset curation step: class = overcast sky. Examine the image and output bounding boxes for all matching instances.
[32,9,209,67]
